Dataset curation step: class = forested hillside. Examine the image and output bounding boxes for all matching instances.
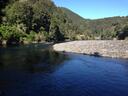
[88,16,128,40]
[60,7,86,25]
[0,0,79,45]
[61,7,128,40]
[0,0,128,46]
[63,8,128,40]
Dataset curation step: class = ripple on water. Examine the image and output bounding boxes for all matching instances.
[0,45,128,96]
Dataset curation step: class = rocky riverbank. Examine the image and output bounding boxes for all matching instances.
[53,40,128,59]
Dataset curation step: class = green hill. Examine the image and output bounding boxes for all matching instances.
[60,7,86,25]
[0,0,128,46]
[60,7,128,40]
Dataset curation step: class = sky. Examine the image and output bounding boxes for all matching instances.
[52,0,128,19]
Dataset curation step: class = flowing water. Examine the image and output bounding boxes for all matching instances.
[0,44,128,96]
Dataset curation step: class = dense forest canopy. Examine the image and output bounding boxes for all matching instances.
[0,0,128,45]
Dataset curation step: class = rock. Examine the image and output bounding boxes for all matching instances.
[2,40,7,45]
[53,40,128,59]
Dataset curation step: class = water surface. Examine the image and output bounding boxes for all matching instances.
[0,44,128,96]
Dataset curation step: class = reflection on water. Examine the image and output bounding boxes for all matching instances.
[0,44,128,96]
[0,44,66,73]
[0,44,66,96]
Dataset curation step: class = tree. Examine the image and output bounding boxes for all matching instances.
[49,23,65,42]
[52,25,65,42]
[0,24,25,45]
[117,26,128,40]
[0,0,9,22]
[5,1,33,32]
[0,32,2,45]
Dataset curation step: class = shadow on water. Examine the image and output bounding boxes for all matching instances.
[0,43,67,95]
[0,43,66,73]
[82,52,102,57]
[90,52,102,57]
[0,44,128,96]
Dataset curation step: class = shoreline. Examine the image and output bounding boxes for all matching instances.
[0,41,54,47]
[53,40,128,59]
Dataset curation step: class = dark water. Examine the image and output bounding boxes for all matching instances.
[0,44,128,96]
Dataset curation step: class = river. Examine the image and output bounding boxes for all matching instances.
[0,44,128,96]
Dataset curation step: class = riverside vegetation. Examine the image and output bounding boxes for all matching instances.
[0,1,128,96]
[0,0,128,46]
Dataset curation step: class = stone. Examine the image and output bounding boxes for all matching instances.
[53,40,128,59]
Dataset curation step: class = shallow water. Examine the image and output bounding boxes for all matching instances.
[0,44,128,96]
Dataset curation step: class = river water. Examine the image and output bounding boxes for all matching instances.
[0,44,128,96]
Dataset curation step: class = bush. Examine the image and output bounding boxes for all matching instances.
[0,24,25,44]
[25,31,36,42]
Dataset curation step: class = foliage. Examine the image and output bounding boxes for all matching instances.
[25,31,36,42]
[49,25,65,42]
[0,0,128,46]
[117,25,128,40]
[0,24,25,40]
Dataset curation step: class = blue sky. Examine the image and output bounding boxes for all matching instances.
[52,0,128,19]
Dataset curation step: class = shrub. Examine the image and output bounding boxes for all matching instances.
[0,24,25,40]
[25,31,36,42]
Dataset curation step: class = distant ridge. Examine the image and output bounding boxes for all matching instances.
[60,7,86,25]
